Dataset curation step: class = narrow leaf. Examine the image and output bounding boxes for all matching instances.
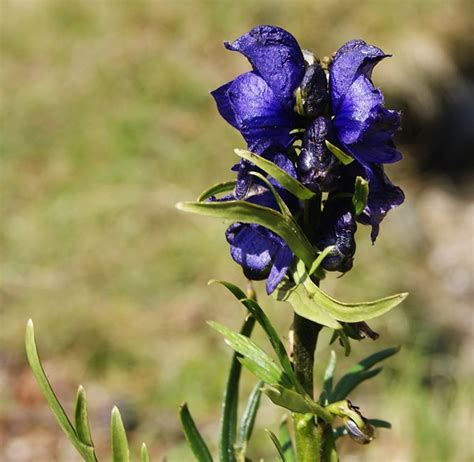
[322,351,337,399]
[249,171,291,216]
[210,280,298,389]
[309,245,335,276]
[25,320,97,462]
[331,368,383,402]
[235,149,316,200]
[278,417,296,462]
[198,181,236,202]
[265,429,285,461]
[74,385,94,447]
[111,407,130,462]
[325,140,354,165]
[209,321,290,387]
[237,381,263,447]
[293,260,408,323]
[140,443,151,462]
[352,176,369,215]
[348,346,400,374]
[220,315,256,462]
[179,403,213,462]
[368,419,392,429]
[176,200,316,268]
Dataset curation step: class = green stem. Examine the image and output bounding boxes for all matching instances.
[292,313,323,462]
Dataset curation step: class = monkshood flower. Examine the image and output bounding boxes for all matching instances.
[211,25,317,153]
[224,154,300,294]
[330,39,402,166]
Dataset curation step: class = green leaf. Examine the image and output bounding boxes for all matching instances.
[278,417,296,462]
[140,443,151,462]
[235,149,316,200]
[262,384,333,423]
[197,181,236,202]
[292,260,408,323]
[74,386,94,448]
[176,200,316,268]
[237,381,263,449]
[309,245,335,276]
[275,278,342,330]
[111,407,130,462]
[209,321,290,387]
[180,403,213,462]
[368,419,392,429]
[322,351,337,400]
[330,368,383,402]
[349,346,400,373]
[265,429,286,461]
[249,171,291,216]
[220,315,256,462]
[325,140,354,165]
[210,280,298,389]
[25,320,97,462]
[352,176,369,215]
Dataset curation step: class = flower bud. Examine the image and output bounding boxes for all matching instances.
[297,117,340,192]
[299,63,328,117]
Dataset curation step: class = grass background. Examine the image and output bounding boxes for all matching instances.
[1,1,473,461]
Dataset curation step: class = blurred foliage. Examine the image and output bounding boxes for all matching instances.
[1,1,472,461]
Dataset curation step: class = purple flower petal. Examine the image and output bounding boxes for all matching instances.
[266,245,293,294]
[225,25,305,109]
[330,39,388,112]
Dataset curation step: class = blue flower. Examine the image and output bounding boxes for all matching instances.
[224,153,300,294]
[330,39,402,166]
[211,25,307,153]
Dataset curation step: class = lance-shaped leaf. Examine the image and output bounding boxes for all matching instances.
[209,321,291,388]
[140,443,151,462]
[275,278,342,330]
[179,403,213,462]
[111,407,130,462]
[352,176,369,216]
[74,386,94,448]
[25,320,97,462]
[220,315,256,462]
[291,260,408,323]
[235,149,316,200]
[278,417,296,462]
[330,347,400,402]
[176,200,316,268]
[325,140,354,165]
[236,381,263,455]
[198,181,236,202]
[249,171,292,217]
[210,280,298,389]
[261,384,333,423]
[265,429,286,461]
[322,351,337,401]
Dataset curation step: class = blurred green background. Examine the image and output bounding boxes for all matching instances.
[1,1,473,461]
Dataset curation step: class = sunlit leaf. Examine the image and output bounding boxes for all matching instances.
[74,386,94,448]
[176,200,316,268]
[249,171,292,216]
[322,351,337,400]
[179,403,213,462]
[352,176,369,215]
[197,180,236,202]
[140,443,151,462]
[25,320,97,462]
[325,140,354,165]
[265,429,285,461]
[278,417,296,462]
[111,407,130,462]
[235,149,316,200]
[237,381,263,449]
[220,315,256,462]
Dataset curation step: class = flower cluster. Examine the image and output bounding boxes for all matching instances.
[211,26,404,294]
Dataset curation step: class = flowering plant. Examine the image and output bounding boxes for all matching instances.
[177,26,407,461]
[25,25,407,462]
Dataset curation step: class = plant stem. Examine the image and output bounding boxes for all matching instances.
[293,312,323,462]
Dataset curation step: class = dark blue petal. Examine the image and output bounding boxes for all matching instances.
[225,71,297,149]
[299,63,328,117]
[356,164,405,242]
[330,39,388,112]
[266,245,294,294]
[210,80,239,129]
[225,25,305,109]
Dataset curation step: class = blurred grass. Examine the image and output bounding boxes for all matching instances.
[1,1,473,461]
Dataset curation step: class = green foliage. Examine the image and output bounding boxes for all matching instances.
[197,181,236,202]
[25,320,151,462]
[324,140,354,165]
[352,176,369,216]
[179,403,213,462]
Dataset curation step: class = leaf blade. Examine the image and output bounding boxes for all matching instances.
[179,403,213,462]
[74,385,94,448]
[111,406,130,462]
[197,180,236,202]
